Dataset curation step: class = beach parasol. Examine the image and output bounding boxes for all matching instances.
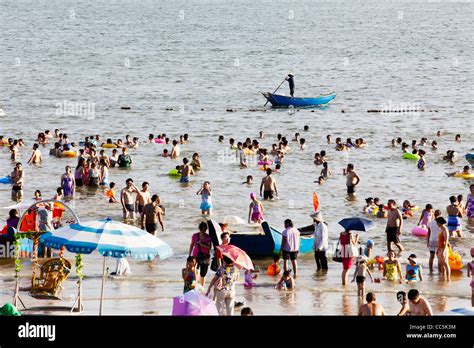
[40,217,173,315]
[222,216,246,225]
[172,290,218,316]
[216,244,254,270]
[438,308,474,316]
[338,217,375,232]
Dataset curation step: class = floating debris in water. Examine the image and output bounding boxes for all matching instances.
[121,106,131,110]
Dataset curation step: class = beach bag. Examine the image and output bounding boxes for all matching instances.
[197,251,211,265]
[349,243,359,257]
[332,241,343,263]
[210,255,219,272]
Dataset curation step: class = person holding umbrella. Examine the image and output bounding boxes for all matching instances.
[206,255,239,316]
[312,212,329,272]
[339,229,359,285]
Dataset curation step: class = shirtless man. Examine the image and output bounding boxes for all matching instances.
[446,196,463,237]
[171,140,180,159]
[358,292,386,316]
[386,199,404,254]
[343,163,360,195]
[136,182,151,217]
[260,168,278,200]
[11,162,25,202]
[180,158,195,183]
[121,178,139,220]
[141,194,165,235]
[27,144,42,165]
[407,289,433,316]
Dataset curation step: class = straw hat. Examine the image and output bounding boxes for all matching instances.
[310,212,323,222]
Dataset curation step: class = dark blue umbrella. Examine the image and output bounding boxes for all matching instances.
[338,217,375,232]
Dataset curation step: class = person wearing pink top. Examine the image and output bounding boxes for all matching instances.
[281,219,300,277]
[188,221,212,287]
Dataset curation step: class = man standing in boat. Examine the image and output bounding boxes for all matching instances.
[286,73,295,97]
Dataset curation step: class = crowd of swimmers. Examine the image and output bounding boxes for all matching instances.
[1,126,473,315]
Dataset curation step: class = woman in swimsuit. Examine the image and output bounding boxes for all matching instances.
[196,181,212,215]
[248,192,264,224]
[417,150,426,170]
[61,166,75,198]
[88,162,100,187]
[99,159,109,186]
[435,216,450,281]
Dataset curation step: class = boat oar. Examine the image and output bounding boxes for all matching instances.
[264,77,287,106]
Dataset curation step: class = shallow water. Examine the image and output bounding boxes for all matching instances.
[0,0,473,315]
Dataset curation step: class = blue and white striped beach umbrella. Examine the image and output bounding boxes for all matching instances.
[40,217,173,260]
[40,217,173,315]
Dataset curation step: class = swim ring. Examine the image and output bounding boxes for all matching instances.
[403,153,420,161]
[448,247,463,271]
[244,149,254,155]
[453,173,474,179]
[62,151,77,158]
[411,226,428,237]
[102,143,117,148]
[0,176,12,184]
[258,160,273,166]
[154,139,166,144]
[168,169,181,177]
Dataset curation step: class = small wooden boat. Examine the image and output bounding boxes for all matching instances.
[208,220,313,257]
[262,92,336,108]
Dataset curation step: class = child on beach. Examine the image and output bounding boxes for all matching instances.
[248,192,264,224]
[267,254,281,276]
[376,204,387,218]
[243,175,253,185]
[363,197,375,214]
[320,162,332,178]
[316,176,325,185]
[417,204,433,229]
[182,256,198,293]
[105,182,118,203]
[241,307,254,316]
[402,200,416,218]
[191,153,201,171]
[352,257,374,298]
[405,254,423,282]
[445,165,470,177]
[197,181,212,215]
[276,270,294,290]
[244,268,259,288]
[417,150,426,170]
[396,291,410,316]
